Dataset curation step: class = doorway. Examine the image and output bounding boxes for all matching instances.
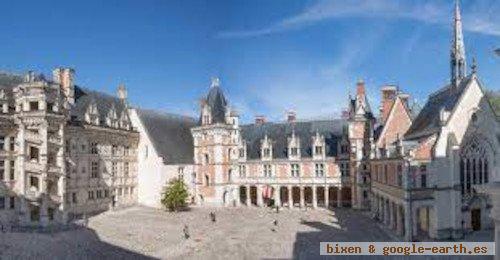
[471,209,481,231]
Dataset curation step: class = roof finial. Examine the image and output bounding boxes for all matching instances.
[471,57,477,74]
[210,77,220,88]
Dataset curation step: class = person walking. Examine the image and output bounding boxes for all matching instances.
[183,225,190,239]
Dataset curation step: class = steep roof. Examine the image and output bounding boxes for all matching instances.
[136,109,196,164]
[404,75,471,140]
[70,85,129,124]
[205,85,227,124]
[241,119,347,160]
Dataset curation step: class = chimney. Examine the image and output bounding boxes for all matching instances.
[117,84,127,101]
[53,67,75,104]
[286,110,296,123]
[398,93,410,109]
[255,115,266,125]
[379,85,397,124]
[356,79,365,96]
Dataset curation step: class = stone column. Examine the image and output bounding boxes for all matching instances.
[337,187,342,207]
[324,186,329,209]
[40,196,49,227]
[389,201,394,229]
[312,186,317,209]
[235,187,241,207]
[274,185,281,208]
[412,207,418,236]
[257,185,263,207]
[299,186,305,208]
[397,204,403,235]
[288,186,293,209]
[246,185,251,206]
[404,203,412,241]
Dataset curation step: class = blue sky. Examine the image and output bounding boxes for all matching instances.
[0,0,499,123]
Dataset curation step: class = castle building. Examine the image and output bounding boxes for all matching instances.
[0,69,138,227]
[191,78,356,208]
[370,1,499,241]
[0,2,497,242]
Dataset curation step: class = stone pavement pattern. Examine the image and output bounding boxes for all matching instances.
[0,206,493,260]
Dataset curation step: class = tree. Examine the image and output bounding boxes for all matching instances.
[161,178,189,212]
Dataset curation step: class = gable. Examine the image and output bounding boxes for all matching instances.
[376,97,412,148]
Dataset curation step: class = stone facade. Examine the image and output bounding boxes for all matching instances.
[0,68,139,227]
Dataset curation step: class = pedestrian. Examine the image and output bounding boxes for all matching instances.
[276,206,279,213]
[273,219,278,226]
[210,212,216,223]
[183,225,190,239]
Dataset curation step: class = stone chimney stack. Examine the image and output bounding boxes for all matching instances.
[255,115,266,125]
[398,93,410,109]
[117,84,127,101]
[53,67,75,105]
[286,110,296,123]
[380,85,397,124]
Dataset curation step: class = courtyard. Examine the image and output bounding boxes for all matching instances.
[0,206,493,260]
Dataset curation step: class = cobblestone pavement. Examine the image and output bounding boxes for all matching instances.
[0,206,494,260]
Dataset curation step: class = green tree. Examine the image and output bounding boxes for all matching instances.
[161,178,189,212]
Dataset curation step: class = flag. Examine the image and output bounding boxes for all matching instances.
[262,185,273,199]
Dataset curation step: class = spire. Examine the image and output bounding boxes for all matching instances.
[210,77,220,88]
[451,0,466,86]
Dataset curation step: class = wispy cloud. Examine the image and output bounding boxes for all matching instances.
[216,0,500,39]
[231,26,387,122]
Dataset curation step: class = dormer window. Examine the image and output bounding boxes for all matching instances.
[263,148,271,157]
[314,146,323,155]
[290,147,298,156]
[239,148,245,158]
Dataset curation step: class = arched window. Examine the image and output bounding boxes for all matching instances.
[460,135,491,195]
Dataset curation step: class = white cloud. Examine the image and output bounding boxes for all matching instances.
[216,0,500,39]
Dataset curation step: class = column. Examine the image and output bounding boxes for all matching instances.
[246,185,251,206]
[299,186,305,208]
[274,185,281,208]
[257,185,263,207]
[397,204,403,235]
[404,204,412,241]
[324,186,329,209]
[312,186,317,209]
[337,187,342,207]
[40,196,49,227]
[288,186,293,209]
[389,201,394,229]
[235,188,241,207]
[412,207,418,237]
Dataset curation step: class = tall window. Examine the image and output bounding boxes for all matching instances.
[315,146,323,155]
[263,164,273,177]
[239,165,246,178]
[0,160,4,181]
[290,147,298,156]
[239,148,245,158]
[263,148,271,158]
[91,161,99,178]
[10,161,15,180]
[290,164,300,177]
[9,137,14,151]
[0,136,5,151]
[460,136,491,195]
[421,174,427,188]
[397,164,403,187]
[112,162,117,176]
[91,142,98,154]
[315,163,324,177]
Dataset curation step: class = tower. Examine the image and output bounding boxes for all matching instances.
[348,79,374,209]
[450,0,466,86]
[191,77,240,206]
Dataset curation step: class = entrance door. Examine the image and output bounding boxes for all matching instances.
[471,209,481,231]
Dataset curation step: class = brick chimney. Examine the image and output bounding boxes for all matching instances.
[379,85,397,124]
[255,115,266,125]
[398,93,410,109]
[356,79,365,96]
[286,110,296,123]
[53,67,75,105]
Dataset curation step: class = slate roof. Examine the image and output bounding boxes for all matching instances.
[404,76,472,140]
[241,119,347,160]
[204,86,227,124]
[136,109,196,164]
[70,85,128,124]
